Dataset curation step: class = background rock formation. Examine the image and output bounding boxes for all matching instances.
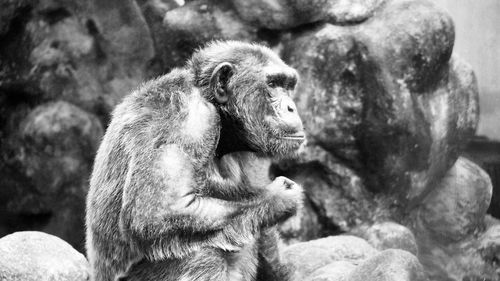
[0,0,497,280]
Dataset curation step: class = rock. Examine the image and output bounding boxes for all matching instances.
[306,261,356,281]
[0,0,153,251]
[0,231,89,281]
[281,0,478,204]
[282,235,377,280]
[0,0,31,35]
[136,0,179,74]
[0,101,103,251]
[485,214,500,228]
[413,231,499,281]
[359,222,418,255]
[231,0,384,30]
[160,0,258,71]
[409,158,496,281]
[0,0,154,122]
[417,157,492,243]
[478,224,500,269]
[347,249,427,281]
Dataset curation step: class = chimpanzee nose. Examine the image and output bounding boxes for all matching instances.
[280,97,303,135]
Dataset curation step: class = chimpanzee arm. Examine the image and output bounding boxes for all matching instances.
[256,227,293,281]
[119,144,301,260]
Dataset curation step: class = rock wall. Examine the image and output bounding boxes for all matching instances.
[0,0,498,280]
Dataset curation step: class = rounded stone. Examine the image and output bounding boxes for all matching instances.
[282,0,478,203]
[418,157,492,242]
[306,261,356,281]
[0,231,89,281]
[18,101,103,199]
[232,0,384,30]
[0,101,103,251]
[347,249,427,281]
[282,235,377,281]
[362,222,418,255]
[478,224,500,266]
[161,0,258,71]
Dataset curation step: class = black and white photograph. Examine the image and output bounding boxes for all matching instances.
[0,0,499,280]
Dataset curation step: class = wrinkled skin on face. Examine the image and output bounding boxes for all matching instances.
[212,54,305,159]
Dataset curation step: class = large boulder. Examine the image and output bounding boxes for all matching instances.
[159,0,259,71]
[0,101,103,251]
[136,0,180,75]
[0,231,89,281]
[0,0,154,121]
[416,157,492,243]
[232,0,385,29]
[281,0,478,206]
[410,157,496,280]
[0,0,152,250]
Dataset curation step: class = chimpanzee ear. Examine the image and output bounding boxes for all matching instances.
[210,62,234,104]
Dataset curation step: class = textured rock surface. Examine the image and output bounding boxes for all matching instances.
[416,157,492,243]
[0,0,151,250]
[306,261,356,281]
[136,0,179,75]
[0,101,103,251]
[410,157,496,280]
[159,0,258,71]
[479,225,500,271]
[0,231,89,281]
[347,249,428,281]
[282,235,377,281]
[232,0,385,29]
[281,0,478,205]
[357,222,418,255]
[0,0,153,121]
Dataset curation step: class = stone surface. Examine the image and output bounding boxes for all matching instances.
[347,249,427,281]
[0,231,89,281]
[0,0,151,250]
[417,157,492,243]
[232,0,385,29]
[478,224,500,273]
[136,0,179,74]
[281,0,478,206]
[0,101,103,251]
[409,158,496,280]
[0,0,154,122]
[306,261,356,281]
[358,221,418,255]
[282,235,377,281]
[160,0,258,71]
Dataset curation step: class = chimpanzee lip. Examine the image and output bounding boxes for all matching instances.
[281,133,305,140]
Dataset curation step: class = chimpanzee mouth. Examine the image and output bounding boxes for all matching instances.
[281,133,306,141]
